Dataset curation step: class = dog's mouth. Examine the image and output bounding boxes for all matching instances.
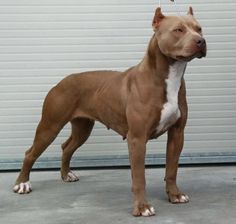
[176,49,206,62]
[175,41,207,62]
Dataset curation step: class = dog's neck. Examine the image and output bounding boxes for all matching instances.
[138,34,187,79]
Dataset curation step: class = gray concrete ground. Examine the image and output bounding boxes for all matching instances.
[0,166,235,224]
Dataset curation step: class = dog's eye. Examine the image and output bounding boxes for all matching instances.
[197,27,202,33]
[174,28,184,33]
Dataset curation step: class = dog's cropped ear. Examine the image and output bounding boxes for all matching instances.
[152,7,165,31]
[187,6,194,16]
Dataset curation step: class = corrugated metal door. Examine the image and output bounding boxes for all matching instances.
[0,0,236,170]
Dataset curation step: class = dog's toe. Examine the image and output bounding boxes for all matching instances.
[169,193,190,204]
[64,171,79,182]
[132,202,156,217]
[179,194,189,203]
[141,206,156,217]
[13,181,32,194]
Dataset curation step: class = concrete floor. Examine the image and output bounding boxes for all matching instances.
[0,166,235,224]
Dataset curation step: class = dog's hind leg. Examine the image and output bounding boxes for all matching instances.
[13,120,64,194]
[61,118,94,182]
[13,86,73,194]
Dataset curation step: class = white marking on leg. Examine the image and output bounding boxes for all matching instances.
[156,62,187,133]
[13,184,20,192]
[141,207,155,217]
[150,206,155,215]
[185,195,190,201]
[13,181,32,194]
[173,198,179,203]
[142,209,151,217]
[180,194,189,203]
[18,183,25,194]
[67,171,79,182]
[25,182,32,193]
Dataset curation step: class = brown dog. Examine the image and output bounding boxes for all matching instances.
[13,7,206,217]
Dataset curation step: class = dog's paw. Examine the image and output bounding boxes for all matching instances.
[63,171,79,182]
[13,181,32,194]
[168,193,189,204]
[132,202,156,217]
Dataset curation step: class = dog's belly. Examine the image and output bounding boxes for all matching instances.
[73,102,128,138]
[96,106,128,138]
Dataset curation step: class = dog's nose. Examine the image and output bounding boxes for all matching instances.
[196,38,206,48]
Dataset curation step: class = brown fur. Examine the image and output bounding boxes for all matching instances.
[14,7,206,217]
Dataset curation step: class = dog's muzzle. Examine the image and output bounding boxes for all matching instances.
[197,38,207,58]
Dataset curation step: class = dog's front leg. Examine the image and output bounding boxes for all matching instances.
[165,126,189,203]
[127,131,155,217]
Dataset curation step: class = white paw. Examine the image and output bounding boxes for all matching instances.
[141,207,156,217]
[13,181,32,194]
[65,171,79,182]
[172,194,189,203]
[179,194,189,203]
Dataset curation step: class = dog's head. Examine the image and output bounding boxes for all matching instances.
[152,7,207,62]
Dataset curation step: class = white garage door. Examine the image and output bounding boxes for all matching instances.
[0,0,236,170]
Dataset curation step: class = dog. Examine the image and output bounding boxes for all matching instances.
[13,7,206,217]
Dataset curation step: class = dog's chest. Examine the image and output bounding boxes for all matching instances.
[156,62,186,134]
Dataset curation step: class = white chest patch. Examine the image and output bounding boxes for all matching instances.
[156,61,187,133]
